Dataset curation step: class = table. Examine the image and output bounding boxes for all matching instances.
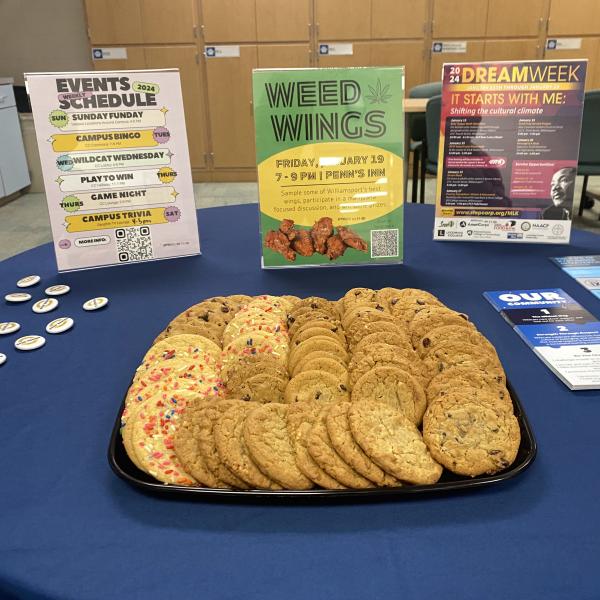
[1,203,599,600]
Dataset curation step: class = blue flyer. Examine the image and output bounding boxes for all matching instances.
[484,288,600,390]
[550,255,600,300]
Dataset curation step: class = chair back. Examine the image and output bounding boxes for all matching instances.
[425,94,442,166]
[578,90,600,166]
[408,81,442,142]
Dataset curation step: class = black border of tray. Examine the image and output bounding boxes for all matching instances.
[108,382,537,500]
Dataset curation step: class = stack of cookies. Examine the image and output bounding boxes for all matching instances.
[121,288,521,490]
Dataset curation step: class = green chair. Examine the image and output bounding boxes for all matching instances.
[423,94,442,192]
[577,90,600,217]
[408,82,442,203]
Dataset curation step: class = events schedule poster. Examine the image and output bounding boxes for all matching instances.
[485,288,600,390]
[434,60,587,244]
[253,67,404,268]
[551,255,600,300]
[26,70,200,271]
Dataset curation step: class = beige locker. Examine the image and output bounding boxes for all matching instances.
[256,0,311,42]
[317,42,371,66]
[85,0,143,44]
[257,44,311,68]
[91,46,147,71]
[432,0,488,38]
[430,40,485,80]
[370,41,425,92]
[141,0,197,43]
[316,0,372,40]
[545,37,600,89]
[144,46,207,169]
[205,46,258,168]
[548,0,600,36]
[486,0,545,38]
[484,39,540,62]
[201,0,257,43]
[371,0,428,39]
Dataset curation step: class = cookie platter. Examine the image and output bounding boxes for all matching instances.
[108,289,536,499]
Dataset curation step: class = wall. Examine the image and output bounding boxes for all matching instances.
[0,0,91,85]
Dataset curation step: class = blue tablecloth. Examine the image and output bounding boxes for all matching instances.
[1,203,599,600]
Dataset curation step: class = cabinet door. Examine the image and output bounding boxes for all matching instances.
[85,0,143,44]
[205,46,257,168]
[317,43,371,66]
[0,106,30,196]
[256,0,311,42]
[544,37,600,89]
[372,0,428,39]
[257,44,311,68]
[432,0,488,38]
[91,46,147,71]
[430,40,485,80]
[144,46,207,169]
[548,0,600,36]
[316,0,371,40]
[370,41,425,92]
[484,39,540,61]
[486,0,544,38]
[201,0,257,43]
[141,0,196,43]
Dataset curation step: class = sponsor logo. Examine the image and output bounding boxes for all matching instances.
[507,233,523,239]
[521,221,531,231]
[532,223,550,229]
[467,230,473,236]
[459,221,467,227]
[437,229,445,237]
[494,221,516,232]
[438,220,454,228]
[552,224,565,235]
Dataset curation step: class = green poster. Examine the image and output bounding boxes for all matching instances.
[253,67,405,268]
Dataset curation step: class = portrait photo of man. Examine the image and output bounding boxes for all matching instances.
[542,167,576,220]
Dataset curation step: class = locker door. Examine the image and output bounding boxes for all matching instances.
[545,38,600,89]
[429,41,485,80]
[370,41,425,92]
[317,43,371,67]
[484,39,540,62]
[486,0,545,38]
[548,0,600,36]
[205,45,258,168]
[257,45,311,68]
[85,0,143,44]
[141,0,197,43]
[432,0,489,38]
[316,0,372,40]
[91,46,147,71]
[144,46,208,169]
[256,0,311,42]
[201,0,257,43]
[371,0,428,39]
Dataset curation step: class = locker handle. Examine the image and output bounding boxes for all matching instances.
[0,96,7,105]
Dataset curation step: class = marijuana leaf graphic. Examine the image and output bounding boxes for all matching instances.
[365,79,393,104]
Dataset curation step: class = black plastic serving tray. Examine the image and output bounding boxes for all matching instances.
[108,382,536,500]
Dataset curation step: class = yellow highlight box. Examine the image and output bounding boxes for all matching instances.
[65,207,169,232]
[52,129,158,152]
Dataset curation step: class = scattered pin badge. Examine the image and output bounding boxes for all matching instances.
[17,275,41,288]
[46,317,74,334]
[0,353,6,366]
[32,298,59,314]
[45,284,71,296]
[0,321,21,335]
[83,297,109,311]
[5,292,32,303]
[15,335,46,351]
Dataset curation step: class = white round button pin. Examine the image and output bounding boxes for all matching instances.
[32,298,59,314]
[83,297,109,311]
[5,292,32,303]
[17,275,41,288]
[0,321,20,335]
[46,317,74,334]
[15,335,46,351]
[45,284,71,296]
[0,353,6,366]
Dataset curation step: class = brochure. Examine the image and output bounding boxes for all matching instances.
[484,288,600,390]
[26,69,200,271]
[434,60,587,244]
[550,256,600,300]
[253,67,404,268]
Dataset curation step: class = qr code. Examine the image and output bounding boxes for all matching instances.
[115,226,154,262]
[370,229,399,258]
